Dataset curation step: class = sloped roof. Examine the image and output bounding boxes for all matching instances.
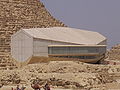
[21,27,106,45]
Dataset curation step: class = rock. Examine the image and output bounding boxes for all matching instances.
[0,83,3,88]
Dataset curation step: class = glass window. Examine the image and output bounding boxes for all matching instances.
[48,46,106,55]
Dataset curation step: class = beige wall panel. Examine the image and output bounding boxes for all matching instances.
[33,39,52,47]
[34,53,48,57]
[34,46,48,53]
[11,32,33,62]
[33,39,76,56]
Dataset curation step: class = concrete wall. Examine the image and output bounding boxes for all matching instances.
[33,38,76,57]
[11,31,33,62]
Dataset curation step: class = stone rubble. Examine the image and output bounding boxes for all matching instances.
[0,61,118,89]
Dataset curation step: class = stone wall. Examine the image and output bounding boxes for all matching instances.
[0,0,65,69]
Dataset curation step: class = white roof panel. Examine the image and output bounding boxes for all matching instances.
[22,27,106,45]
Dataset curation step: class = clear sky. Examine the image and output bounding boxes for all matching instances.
[41,0,120,48]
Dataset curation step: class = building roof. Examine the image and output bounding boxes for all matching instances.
[19,27,106,45]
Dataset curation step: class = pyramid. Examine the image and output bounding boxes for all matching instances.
[108,44,120,60]
[0,0,65,69]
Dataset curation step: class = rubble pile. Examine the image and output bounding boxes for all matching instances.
[22,61,110,73]
[0,70,114,89]
[0,61,117,89]
[0,71,21,85]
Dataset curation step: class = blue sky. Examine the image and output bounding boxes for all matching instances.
[41,0,120,48]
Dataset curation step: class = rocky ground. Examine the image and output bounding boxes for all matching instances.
[1,61,120,90]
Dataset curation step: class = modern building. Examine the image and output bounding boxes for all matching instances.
[11,27,107,63]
